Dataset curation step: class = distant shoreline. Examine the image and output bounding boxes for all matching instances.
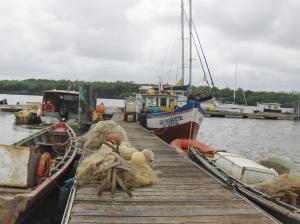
[0,79,299,107]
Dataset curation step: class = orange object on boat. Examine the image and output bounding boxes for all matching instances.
[36,152,52,185]
[170,139,216,156]
[96,103,105,113]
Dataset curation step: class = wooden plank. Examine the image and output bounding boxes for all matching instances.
[69,215,273,224]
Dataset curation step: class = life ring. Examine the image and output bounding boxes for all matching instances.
[43,103,56,112]
[36,152,52,184]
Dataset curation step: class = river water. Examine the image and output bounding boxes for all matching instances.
[1,93,299,174]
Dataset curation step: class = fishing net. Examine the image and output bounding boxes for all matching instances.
[77,144,158,189]
[124,157,159,188]
[254,174,300,197]
[77,146,116,185]
[142,148,155,163]
[78,120,129,150]
[119,142,137,160]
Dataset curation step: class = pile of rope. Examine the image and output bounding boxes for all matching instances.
[77,121,158,196]
[78,120,129,150]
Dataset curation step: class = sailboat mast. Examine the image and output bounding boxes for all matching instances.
[181,0,185,84]
[188,0,192,93]
[234,63,237,104]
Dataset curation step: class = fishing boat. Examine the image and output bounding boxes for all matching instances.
[15,110,41,124]
[135,0,218,143]
[40,89,79,125]
[0,122,77,224]
[136,85,204,143]
[171,138,300,224]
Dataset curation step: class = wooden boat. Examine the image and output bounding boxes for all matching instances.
[170,138,300,224]
[0,122,77,224]
[137,87,204,143]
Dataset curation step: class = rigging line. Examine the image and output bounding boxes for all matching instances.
[191,17,218,97]
[183,9,210,88]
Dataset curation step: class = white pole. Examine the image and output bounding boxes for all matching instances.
[189,0,192,93]
[181,0,185,84]
[234,63,237,104]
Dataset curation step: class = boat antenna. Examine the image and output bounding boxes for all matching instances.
[188,0,192,95]
[181,0,185,84]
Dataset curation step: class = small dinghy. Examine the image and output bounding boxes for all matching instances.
[170,138,300,224]
[0,122,77,224]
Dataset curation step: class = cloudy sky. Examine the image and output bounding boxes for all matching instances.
[0,0,299,91]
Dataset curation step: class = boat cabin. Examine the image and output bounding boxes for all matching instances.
[256,102,282,113]
[136,86,188,114]
[41,90,79,123]
[136,93,178,113]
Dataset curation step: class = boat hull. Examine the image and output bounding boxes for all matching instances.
[149,121,200,143]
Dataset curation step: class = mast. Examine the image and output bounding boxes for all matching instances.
[233,63,237,104]
[181,0,185,84]
[188,0,192,93]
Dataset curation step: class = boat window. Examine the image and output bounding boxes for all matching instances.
[147,97,157,106]
[64,95,78,101]
[160,98,167,106]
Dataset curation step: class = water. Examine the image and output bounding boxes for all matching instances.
[0,94,299,174]
[0,93,42,104]
[198,117,300,175]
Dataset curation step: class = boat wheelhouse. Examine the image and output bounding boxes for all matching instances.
[41,90,79,125]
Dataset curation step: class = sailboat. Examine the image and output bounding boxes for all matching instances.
[137,0,208,143]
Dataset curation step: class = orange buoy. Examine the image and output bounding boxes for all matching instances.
[170,139,216,156]
[96,103,105,113]
[42,101,56,112]
[36,152,52,184]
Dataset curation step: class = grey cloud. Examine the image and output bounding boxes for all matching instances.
[0,0,299,92]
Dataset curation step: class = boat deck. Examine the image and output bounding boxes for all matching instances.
[63,114,278,224]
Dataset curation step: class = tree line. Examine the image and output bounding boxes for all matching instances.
[0,79,299,108]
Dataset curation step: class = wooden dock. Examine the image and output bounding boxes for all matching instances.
[62,115,279,224]
[205,111,295,120]
[0,104,39,112]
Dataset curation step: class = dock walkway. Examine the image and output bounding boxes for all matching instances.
[63,115,278,224]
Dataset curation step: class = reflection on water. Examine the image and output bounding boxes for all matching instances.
[198,117,300,175]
